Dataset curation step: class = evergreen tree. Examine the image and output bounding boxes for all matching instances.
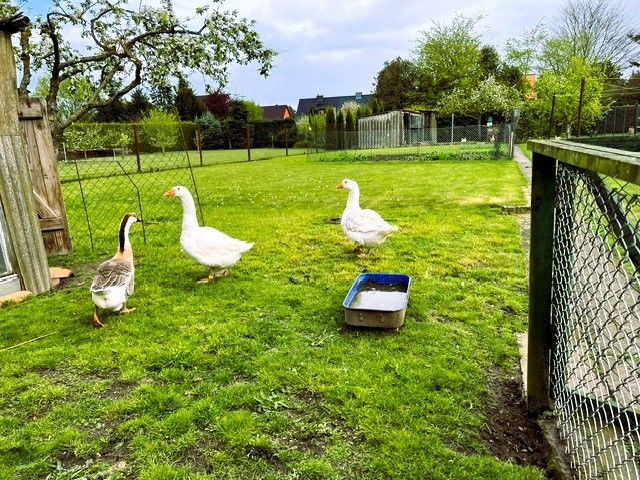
[150,83,176,112]
[126,89,152,121]
[344,109,355,149]
[325,107,337,150]
[336,109,344,149]
[195,112,225,149]
[224,100,249,148]
[175,77,206,120]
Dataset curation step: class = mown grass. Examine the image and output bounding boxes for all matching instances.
[0,155,541,479]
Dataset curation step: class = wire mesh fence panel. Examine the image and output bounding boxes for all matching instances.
[59,147,202,256]
[551,162,640,479]
[306,124,513,161]
[592,105,639,136]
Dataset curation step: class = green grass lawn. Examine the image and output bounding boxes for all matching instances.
[0,155,541,479]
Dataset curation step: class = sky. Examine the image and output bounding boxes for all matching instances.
[17,0,635,111]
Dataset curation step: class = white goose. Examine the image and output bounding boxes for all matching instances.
[90,212,138,328]
[336,179,398,255]
[164,185,253,283]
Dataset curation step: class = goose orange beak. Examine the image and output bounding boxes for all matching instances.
[336,182,344,189]
[163,188,176,197]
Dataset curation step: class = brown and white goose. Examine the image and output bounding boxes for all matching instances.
[336,179,398,255]
[164,185,253,283]
[90,213,138,327]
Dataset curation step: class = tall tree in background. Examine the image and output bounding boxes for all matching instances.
[438,76,523,126]
[150,84,176,113]
[201,90,233,119]
[126,89,152,121]
[534,57,606,136]
[20,0,276,146]
[175,78,206,120]
[325,107,337,150]
[414,15,482,97]
[479,46,500,79]
[552,0,639,72]
[631,33,640,68]
[373,57,415,111]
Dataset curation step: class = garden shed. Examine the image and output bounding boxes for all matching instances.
[0,13,51,297]
[358,110,438,148]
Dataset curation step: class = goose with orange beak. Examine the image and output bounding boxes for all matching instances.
[164,185,253,282]
[336,179,398,255]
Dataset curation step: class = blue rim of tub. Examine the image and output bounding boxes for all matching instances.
[343,272,411,312]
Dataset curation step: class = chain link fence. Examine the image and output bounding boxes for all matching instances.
[593,104,640,136]
[305,124,513,160]
[59,123,204,256]
[551,162,640,478]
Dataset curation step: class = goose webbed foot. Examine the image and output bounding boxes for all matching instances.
[198,269,229,283]
[93,306,104,328]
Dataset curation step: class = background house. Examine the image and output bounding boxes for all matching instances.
[261,104,294,121]
[296,92,373,116]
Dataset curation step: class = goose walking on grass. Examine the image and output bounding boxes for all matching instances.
[164,185,254,283]
[90,213,138,328]
[336,179,398,255]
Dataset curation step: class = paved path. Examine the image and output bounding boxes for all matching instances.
[512,146,531,394]
[513,145,532,184]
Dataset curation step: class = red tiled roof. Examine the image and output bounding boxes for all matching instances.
[261,105,293,121]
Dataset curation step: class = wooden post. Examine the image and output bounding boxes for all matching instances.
[0,16,51,294]
[284,123,289,156]
[246,123,251,161]
[196,126,203,166]
[527,151,556,414]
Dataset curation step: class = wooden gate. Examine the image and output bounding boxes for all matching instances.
[18,98,72,255]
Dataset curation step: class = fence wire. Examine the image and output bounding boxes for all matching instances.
[551,162,640,479]
[306,124,513,160]
[59,147,203,256]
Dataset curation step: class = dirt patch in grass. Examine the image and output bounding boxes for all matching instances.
[481,371,553,474]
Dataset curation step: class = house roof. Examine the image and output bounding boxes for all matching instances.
[296,92,373,117]
[261,104,294,121]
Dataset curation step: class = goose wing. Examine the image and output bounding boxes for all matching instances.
[91,259,134,292]
[346,208,396,233]
[182,226,253,257]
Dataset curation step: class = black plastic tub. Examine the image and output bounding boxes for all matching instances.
[342,273,411,328]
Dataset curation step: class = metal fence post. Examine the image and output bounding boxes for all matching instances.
[133,124,142,173]
[527,150,557,414]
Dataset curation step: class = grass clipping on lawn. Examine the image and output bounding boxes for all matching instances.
[0,155,546,479]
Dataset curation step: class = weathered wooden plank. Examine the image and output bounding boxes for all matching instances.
[528,139,640,185]
[17,101,44,120]
[39,217,64,231]
[527,150,556,414]
[0,29,51,294]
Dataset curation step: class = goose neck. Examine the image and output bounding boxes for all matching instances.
[119,220,133,257]
[179,195,200,231]
[345,187,360,211]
